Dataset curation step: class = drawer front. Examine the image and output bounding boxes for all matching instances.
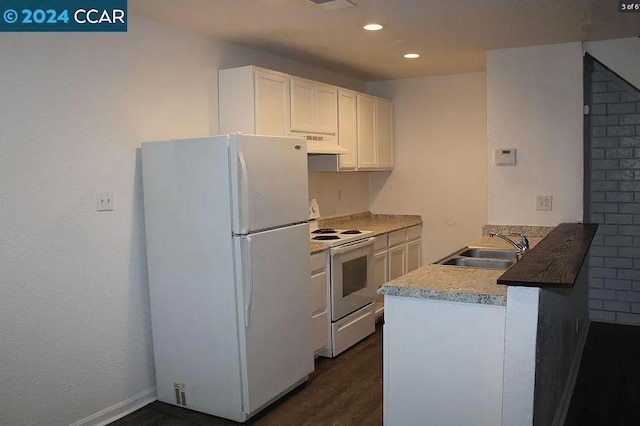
[310,251,326,273]
[373,234,388,252]
[310,271,327,313]
[388,229,406,247]
[406,225,422,241]
[331,304,375,356]
[312,311,329,354]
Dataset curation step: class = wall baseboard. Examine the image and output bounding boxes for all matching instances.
[552,321,590,426]
[69,388,157,426]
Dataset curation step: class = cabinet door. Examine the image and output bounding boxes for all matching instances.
[312,311,329,354]
[311,270,329,354]
[310,271,327,313]
[388,244,406,281]
[374,249,388,318]
[255,70,289,136]
[376,98,394,169]
[290,78,315,133]
[406,239,422,273]
[357,94,377,169]
[337,89,358,170]
[315,83,338,135]
[374,250,388,289]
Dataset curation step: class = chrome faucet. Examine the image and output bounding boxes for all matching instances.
[489,233,529,259]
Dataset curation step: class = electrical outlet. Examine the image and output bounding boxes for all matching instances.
[337,189,342,202]
[536,195,552,211]
[96,192,114,211]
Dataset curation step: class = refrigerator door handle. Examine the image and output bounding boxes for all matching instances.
[238,149,251,234]
[244,236,254,327]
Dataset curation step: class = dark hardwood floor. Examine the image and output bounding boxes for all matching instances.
[113,320,640,425]
[111,324,383,425]
[565,321,640,426]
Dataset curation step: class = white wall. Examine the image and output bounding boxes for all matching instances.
[0,17,366,425]
[584,37,640,89]
[367,73,488,263]
[308,172,370,216]
[486,42,584,226]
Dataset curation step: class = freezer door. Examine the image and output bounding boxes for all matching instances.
[229,134,309,234]
[234,223,314,414]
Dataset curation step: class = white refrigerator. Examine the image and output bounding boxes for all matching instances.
[141,134,313,422]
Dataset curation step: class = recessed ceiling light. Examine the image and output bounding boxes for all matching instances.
[363,23,384,31]
[403,53,420,59]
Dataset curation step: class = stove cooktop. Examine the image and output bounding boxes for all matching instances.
[309,226,374,247]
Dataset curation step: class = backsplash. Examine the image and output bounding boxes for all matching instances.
[482,225,556,237]
[308,172,369,216]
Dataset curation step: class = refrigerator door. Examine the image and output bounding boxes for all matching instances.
[229,134,309,234]
[234,223,314,415]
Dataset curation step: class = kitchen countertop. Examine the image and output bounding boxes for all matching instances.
[310,243,328,254]
[319,212,422,236]
[497,223,598,287]
[309,211,423,253]
[378,235,543,306]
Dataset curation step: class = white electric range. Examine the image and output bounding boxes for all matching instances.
[309,221,376,357]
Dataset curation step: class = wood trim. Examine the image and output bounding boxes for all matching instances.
[497,223,598,287]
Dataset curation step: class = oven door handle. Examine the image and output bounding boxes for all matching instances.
[331,237,376,255]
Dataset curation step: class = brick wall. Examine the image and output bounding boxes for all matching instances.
[588,62,640,324]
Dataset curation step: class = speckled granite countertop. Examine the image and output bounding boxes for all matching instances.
[310,243,328,254]
[378,235,544,306]
[309,211,423,253]
[319,212,422,236]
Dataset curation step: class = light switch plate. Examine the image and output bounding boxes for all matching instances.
[495,148,516,165]
[536,195,552,211]
[96,192,114,211]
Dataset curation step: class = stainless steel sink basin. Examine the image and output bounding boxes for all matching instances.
[434,246,518,270]
[458,248,517,260]
[438,257,515,269]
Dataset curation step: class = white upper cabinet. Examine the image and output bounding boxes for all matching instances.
[337,89,358,170]
[219,66,290,136]
[290,77,337,135]
[220,66,393,172]
[255,70,290,136]
[290,78,314,132]
[375,98,394,169]
[357,94,377,169]
[357,94,393,170]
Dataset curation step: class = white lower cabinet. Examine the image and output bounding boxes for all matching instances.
[310,251,330,356]
[388,230,407,281]
[405,225,422,274]
[384,295,505,425]
[371,224,422,319]
[373,235,389,319]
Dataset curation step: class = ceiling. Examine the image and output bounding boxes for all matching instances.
[129,0,640,81]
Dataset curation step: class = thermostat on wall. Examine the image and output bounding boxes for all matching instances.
[495,148,516,165]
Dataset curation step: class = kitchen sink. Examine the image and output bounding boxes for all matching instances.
[438,257,515,270]
[434,246,518,270]
[457,248,517,260]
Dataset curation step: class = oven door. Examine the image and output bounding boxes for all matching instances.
[330,237,375,321]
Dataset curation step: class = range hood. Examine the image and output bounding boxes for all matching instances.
[294,133,348,155]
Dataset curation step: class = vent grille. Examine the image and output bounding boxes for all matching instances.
[308,0,355,11]
[305,135,329,141]
[174,383,187,407]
